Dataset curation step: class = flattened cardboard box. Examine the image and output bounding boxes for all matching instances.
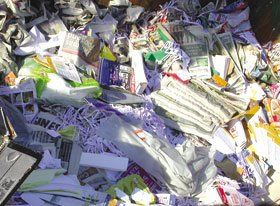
[0,108,41,206]
[0,142,41,206]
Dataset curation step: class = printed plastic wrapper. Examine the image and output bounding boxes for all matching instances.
[98,59,135,93]
[119,162,161,193]
[18,57,102,106]
[198,176,254,206]
[58,32,100,71]
[96,114,217,196]
[106,174,156,205]
[263,98,280,126]
[17,57,56,98]
[40,73,102,106]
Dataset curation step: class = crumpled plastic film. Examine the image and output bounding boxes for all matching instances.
[96,113,217,196]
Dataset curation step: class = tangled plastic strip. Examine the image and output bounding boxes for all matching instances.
[175,196,199,206]
[45,100,190,155]
[112,102,168,139]
[164,127,188,146]
[268,43,280,65]
[153,0,177,23]
[144,67,162,95]
[160,41,190,70]
[112,97,190,147]
[163,0,201,26]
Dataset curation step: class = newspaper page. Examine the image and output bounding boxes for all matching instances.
[32,112,62,131]
[164,22,211,79]
[213,32,246,94]
[32,112,81,173]
[59,140,82,174]
[214,32,242,72]
[27,124,60,157]
[28,124,60,145]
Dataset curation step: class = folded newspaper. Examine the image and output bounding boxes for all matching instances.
[164,23,211,79]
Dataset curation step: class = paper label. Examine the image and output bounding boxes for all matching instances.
[156,194,176,205]
[133,129,146,141]
[263,98,280,125]
[51,56,81,83]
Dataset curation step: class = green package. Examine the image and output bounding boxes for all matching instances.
[106,174,155,204]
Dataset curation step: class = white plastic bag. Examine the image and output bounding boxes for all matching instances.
[96,114,217,196]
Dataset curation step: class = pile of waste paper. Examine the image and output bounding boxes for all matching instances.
[0,0,279,205]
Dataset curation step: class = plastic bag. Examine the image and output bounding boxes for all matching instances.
[96,114,217,196]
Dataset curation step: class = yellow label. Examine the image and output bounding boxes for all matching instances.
[237,167,244,175]
[247,145,256,153]
[108,199,118,206]
[100,46,117,61]
[33,56,53,69]
[212,74,228,87]
[4,72,16,85]
[255,123,280,146]
[246,154,255,164]
[234,105,260,120]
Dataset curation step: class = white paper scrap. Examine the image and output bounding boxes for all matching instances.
[51,56,82,83]
[79,152,129,171]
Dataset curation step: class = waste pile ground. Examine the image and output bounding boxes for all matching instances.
[0,0,279,205]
